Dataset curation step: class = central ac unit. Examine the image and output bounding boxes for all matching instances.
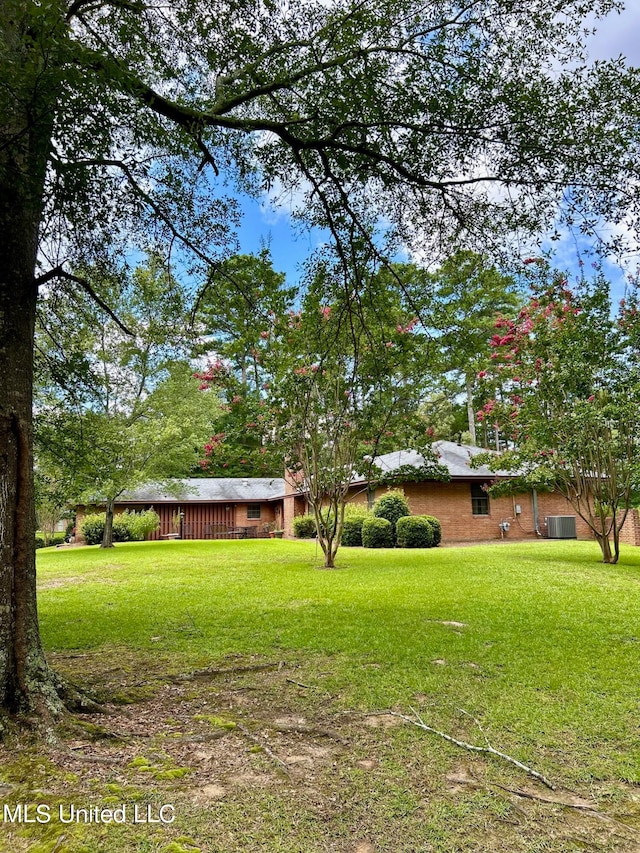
[546,516,577,539]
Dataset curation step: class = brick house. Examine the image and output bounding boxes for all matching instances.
[76,478,286,541]
[77,442,640,545]
[283,440,595,543]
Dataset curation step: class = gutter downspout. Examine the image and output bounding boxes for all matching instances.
[532,488,543,537]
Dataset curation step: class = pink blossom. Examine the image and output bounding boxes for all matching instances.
[260,330,269,339]
[320,306,331,319]
[477,370,487,379]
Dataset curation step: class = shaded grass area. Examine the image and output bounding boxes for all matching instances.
[2,539,640,851]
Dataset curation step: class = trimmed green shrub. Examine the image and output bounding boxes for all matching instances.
[293,515,317,538]
[373,490,410,543]
[362,516,393,548]
[340,503,371,547]
[35,536,45,550]
[341,516,366,546]
[423,515,442,546]
[396,515,434,548]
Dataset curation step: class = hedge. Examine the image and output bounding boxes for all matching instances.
[361,516,394,548]
[80,509,160,545]
[293,515,317,538]
[341,516,367,547]
[423,515,442,546]
[372,490,410,542]
[35,534,67,549]
[396,515,435,548]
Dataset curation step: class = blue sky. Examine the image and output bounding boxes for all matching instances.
[235,194,325,287]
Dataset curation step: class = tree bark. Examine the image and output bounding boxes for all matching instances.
[0,1,64,715]
[101,499,115,548]
[594,531,615,564]
[465,375,476,446]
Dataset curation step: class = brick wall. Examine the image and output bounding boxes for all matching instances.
[345,480,593,543]
[283,469,308,537]
[617,509,640,545]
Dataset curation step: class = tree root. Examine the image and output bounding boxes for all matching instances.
[269,721,349,745]
[52,672,103,715]
[166,661,286,683]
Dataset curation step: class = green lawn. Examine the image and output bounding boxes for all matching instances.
[4,539,640,852]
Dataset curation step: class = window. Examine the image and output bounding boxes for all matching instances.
[247,505,261,520]
[471,483,489,516]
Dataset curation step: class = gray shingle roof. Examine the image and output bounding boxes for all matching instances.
[120,477,286,503]
[369,440,516,480]
[117,441,512,506]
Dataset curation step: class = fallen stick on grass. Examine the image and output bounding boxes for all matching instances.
[387,706,556,791]
[236,723,292,777]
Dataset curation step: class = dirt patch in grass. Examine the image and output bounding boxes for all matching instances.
[1,649,640,852]
[37,576,88,590]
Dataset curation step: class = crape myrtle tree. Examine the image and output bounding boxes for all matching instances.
[266,256,446,569]
[475,261,640,564]
[193,363,284,476]
[35,260,221,549]
[1,0,639,714]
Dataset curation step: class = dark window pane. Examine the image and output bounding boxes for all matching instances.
[471,483,489,516]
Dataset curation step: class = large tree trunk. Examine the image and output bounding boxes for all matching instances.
[0,2,64,716]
